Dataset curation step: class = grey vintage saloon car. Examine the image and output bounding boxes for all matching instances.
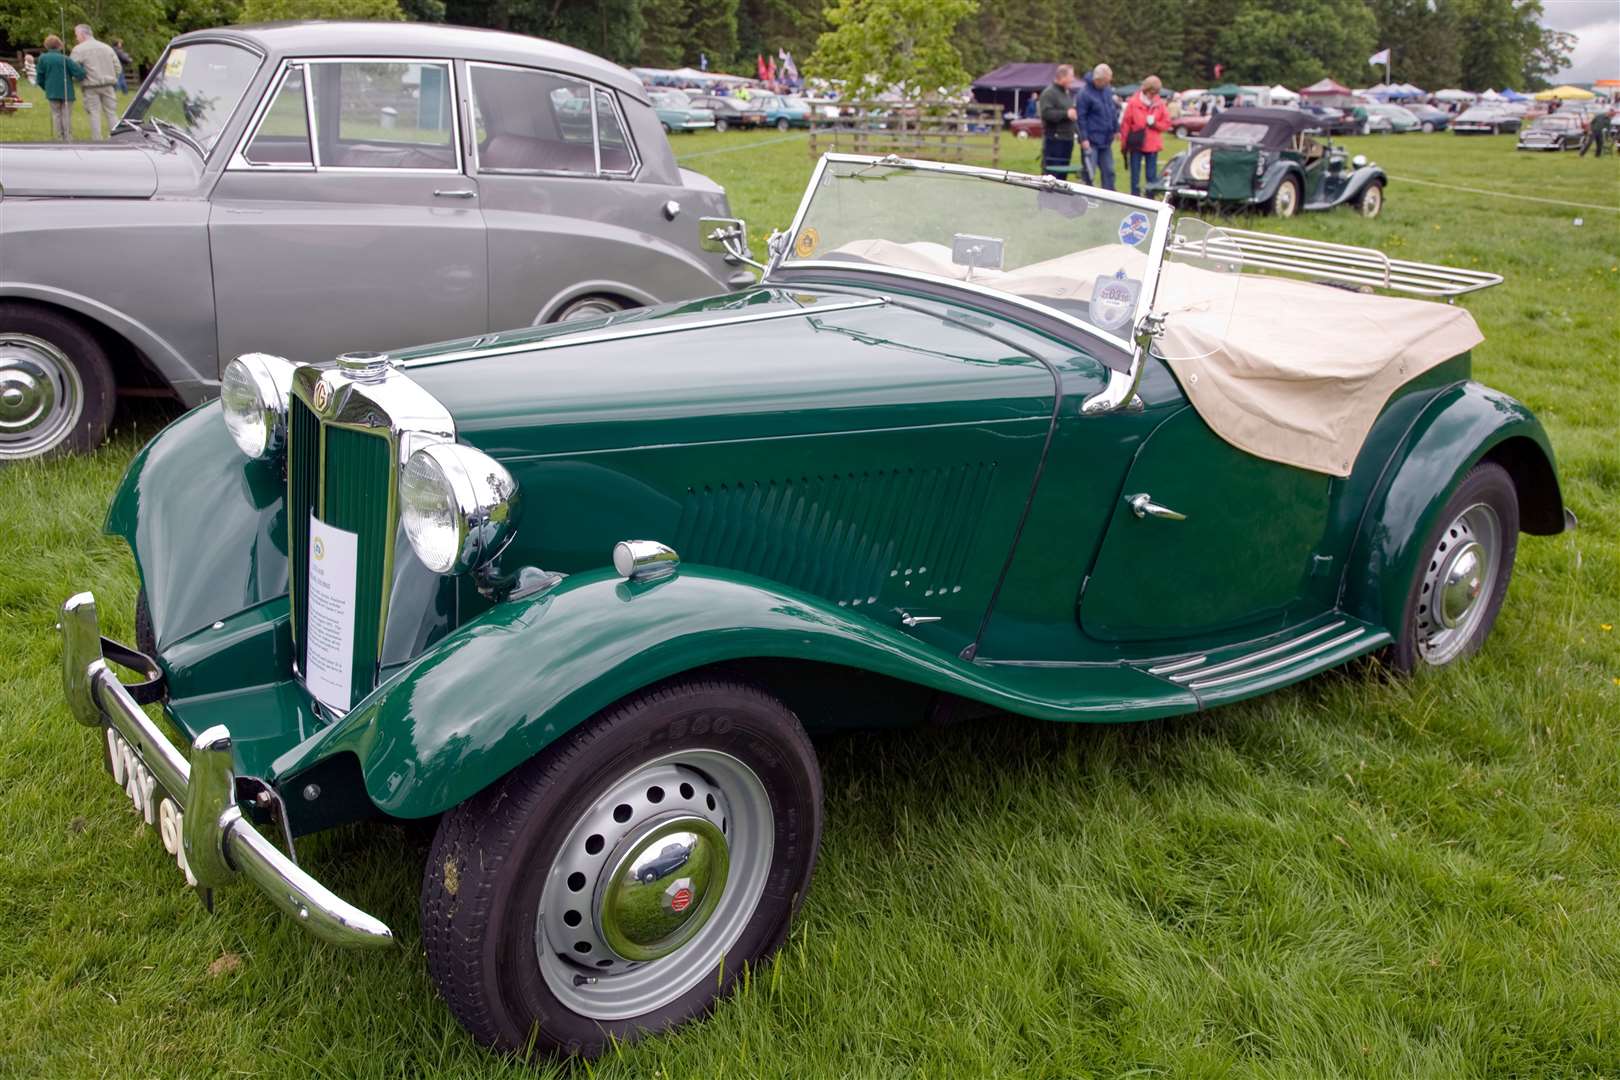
[0,22,749,460]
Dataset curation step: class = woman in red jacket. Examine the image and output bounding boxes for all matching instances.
[1121,75,1172,197]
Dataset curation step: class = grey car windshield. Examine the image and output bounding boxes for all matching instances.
[126,41,260,151]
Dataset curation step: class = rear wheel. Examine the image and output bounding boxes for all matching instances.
[1270,176,1301,218]
[0,304,115,460]
[1390,463,1519,674]
[713,117,728,133]
[422,678,823,1058]
[1355,180,1384,218]
[1421,121,1435,133]
[1174,125,1189,139]
[775,117,790,132]
[552,296,625,323]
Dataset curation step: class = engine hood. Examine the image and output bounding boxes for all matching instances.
[397,287,1060,459]
[0,141,160,198]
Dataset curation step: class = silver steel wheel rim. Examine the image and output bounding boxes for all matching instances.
[1362,185,1382,217]
[558,298,621,323]
[1415,502,1501,666]
[536,749,774,1020]
[0,333,83,459]
[1276,183,1297,217]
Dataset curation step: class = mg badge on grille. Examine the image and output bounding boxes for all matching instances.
[313,380,332,411]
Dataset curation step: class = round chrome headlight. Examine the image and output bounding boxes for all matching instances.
[220,353,297,459]
[399,443,520,575]
[1188,148,1212,182]
[1351,153,1368,168]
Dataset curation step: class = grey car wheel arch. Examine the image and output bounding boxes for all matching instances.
[533,280,661,326]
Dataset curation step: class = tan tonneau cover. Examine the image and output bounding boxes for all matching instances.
[829,240,1483,477]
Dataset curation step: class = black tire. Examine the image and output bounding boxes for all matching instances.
[775,117,790,132]
[713,117,728,133]
[422,678,823,1058]
[1269,175,1301,218]
[0,302,116,459]
[1390,462,1519,675]
[550,295,625,323]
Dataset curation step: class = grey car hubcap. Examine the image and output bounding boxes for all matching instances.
[0,333,83,459]
[536,749,773,1020]
[1415,502,1501,665]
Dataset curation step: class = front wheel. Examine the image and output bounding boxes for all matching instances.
[1421,121,1434,133]
[1390,463,1519,674]
[422,678,823,1057]
[1355,180,1384,218]
[0,304,116,460]
[1270,175,1301,218]
[775,117,790,132]
[713,117,728,133]
[1174,125,1189,139]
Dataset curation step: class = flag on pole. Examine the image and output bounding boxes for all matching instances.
[1368,48,1391,67]
[779,49,799,86]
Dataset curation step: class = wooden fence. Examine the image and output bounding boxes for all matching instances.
[808,102,1002,165]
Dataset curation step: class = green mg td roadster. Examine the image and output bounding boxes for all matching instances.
[61,154,1572,1057]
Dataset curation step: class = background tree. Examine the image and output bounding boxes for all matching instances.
[638,0,689,68]
[1213,0,1377,86]
[737,0,824,73]
[0,0,170,62]
[808,0,978,98]
[684,0,738,71]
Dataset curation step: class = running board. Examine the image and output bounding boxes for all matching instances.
[1139,615,1390,707]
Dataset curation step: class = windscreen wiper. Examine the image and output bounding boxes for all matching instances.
[147,117,206,157]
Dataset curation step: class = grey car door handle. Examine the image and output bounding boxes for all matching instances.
[433,189,477,199]
[1128,493,1187,521]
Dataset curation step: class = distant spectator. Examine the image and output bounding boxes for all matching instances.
[1120,75,1170,197]
[112,38,133,92]
[36,34,85,142]
[1023,94,1038,119]
[1038,64,1081,180]
[1579,110,1609,157]
[1077,63,1120,190]
[71,24,121,140]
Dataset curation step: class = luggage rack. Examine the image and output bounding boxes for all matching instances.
[1171,227,1503,298]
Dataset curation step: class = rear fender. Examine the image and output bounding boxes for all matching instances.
[271,567,1190,819]
[104,402,288,649]
[1342,381,1565,633]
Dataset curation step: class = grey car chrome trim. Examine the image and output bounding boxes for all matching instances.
[400,296,885,368]
[228,62,315,172]
[60,592,394,949]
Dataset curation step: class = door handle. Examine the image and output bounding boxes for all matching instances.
[433,189,476,199]
[1127,493,1187,521]
[900,612,941,627]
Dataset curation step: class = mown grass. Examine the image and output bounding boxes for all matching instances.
[2,112,1619,1078]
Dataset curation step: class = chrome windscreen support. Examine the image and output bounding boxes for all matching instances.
[1081,312,1163,416]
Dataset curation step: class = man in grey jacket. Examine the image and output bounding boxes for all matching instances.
[1037,65,1081,180]
[71,24,120,140]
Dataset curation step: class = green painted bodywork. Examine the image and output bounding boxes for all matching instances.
[103,278,1567,826]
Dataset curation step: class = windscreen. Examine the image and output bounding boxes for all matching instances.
[1149,218,1243,362]
[779,159,1168,346]
[125,41,260,152]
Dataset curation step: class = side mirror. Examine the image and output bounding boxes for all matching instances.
[699,217,760,269]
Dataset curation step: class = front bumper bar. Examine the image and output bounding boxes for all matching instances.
[60,592,393,949]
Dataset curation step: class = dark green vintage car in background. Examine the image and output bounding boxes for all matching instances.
[62,154,1570,1058]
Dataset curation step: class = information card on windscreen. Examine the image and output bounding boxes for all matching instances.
[305,514,359,712]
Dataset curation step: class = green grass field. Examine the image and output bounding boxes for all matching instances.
[3,100,1620,1078]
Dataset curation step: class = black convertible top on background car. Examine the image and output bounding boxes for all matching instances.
[1201,107,1324,147]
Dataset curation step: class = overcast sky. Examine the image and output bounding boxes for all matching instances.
[1542,0,1619,83]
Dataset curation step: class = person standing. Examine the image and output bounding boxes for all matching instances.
[1579,109,1610,157]
[36,35,84,142]
[1037,65,1080,180]
[71,24,120,141]
[112,38,133,93]
[1120,75,1170,196]
[1077,63,1120,190]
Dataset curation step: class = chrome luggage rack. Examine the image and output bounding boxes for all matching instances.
[1173,227,1503,298]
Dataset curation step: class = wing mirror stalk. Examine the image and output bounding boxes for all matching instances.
[698,217,764,271]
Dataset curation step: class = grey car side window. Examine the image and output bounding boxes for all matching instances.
[242,66,312,166]
[470,64,599,174]
[311,60,459,171]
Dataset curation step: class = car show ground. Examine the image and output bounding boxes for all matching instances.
[2,96,1618,1075]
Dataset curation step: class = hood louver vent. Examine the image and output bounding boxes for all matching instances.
[674,464,997,608]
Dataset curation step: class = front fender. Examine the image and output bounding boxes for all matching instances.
[105,402,288,648]
[1333,165,1387,205]
[1343,380,1565,634]
[273,567,1194,818]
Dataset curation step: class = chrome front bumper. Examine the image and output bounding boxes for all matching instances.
[60,592,394,949]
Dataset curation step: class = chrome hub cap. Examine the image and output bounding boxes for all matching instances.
[1415,502,1501,665]
[536,750,773,1020]
[0,334,82,459]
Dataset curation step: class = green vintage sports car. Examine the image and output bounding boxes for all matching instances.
[62,154,1570,1058]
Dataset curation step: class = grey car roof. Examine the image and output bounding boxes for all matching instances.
[173,21,647,101]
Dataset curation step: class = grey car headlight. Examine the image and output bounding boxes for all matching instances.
[221,353,298,460]
[399,443,520,575]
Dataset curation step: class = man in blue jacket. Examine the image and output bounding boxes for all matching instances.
[1077,63,1120,190]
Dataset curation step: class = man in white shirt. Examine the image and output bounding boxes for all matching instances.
[71,24,121,140]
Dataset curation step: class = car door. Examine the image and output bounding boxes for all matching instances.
[465,62,719,329]
[208,58,488,369]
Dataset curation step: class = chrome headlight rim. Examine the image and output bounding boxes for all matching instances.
[221,352,297,460]
[399,442,520,576]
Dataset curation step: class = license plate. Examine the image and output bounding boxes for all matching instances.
[103,727,197,886]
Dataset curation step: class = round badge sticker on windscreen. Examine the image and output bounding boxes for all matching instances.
[1090,271,1141,334]
[1118,211,1151,247]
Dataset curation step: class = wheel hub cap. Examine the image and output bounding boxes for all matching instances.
[1437,542,1485,629]
[595,815,728,962]
[0,334,83,457]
